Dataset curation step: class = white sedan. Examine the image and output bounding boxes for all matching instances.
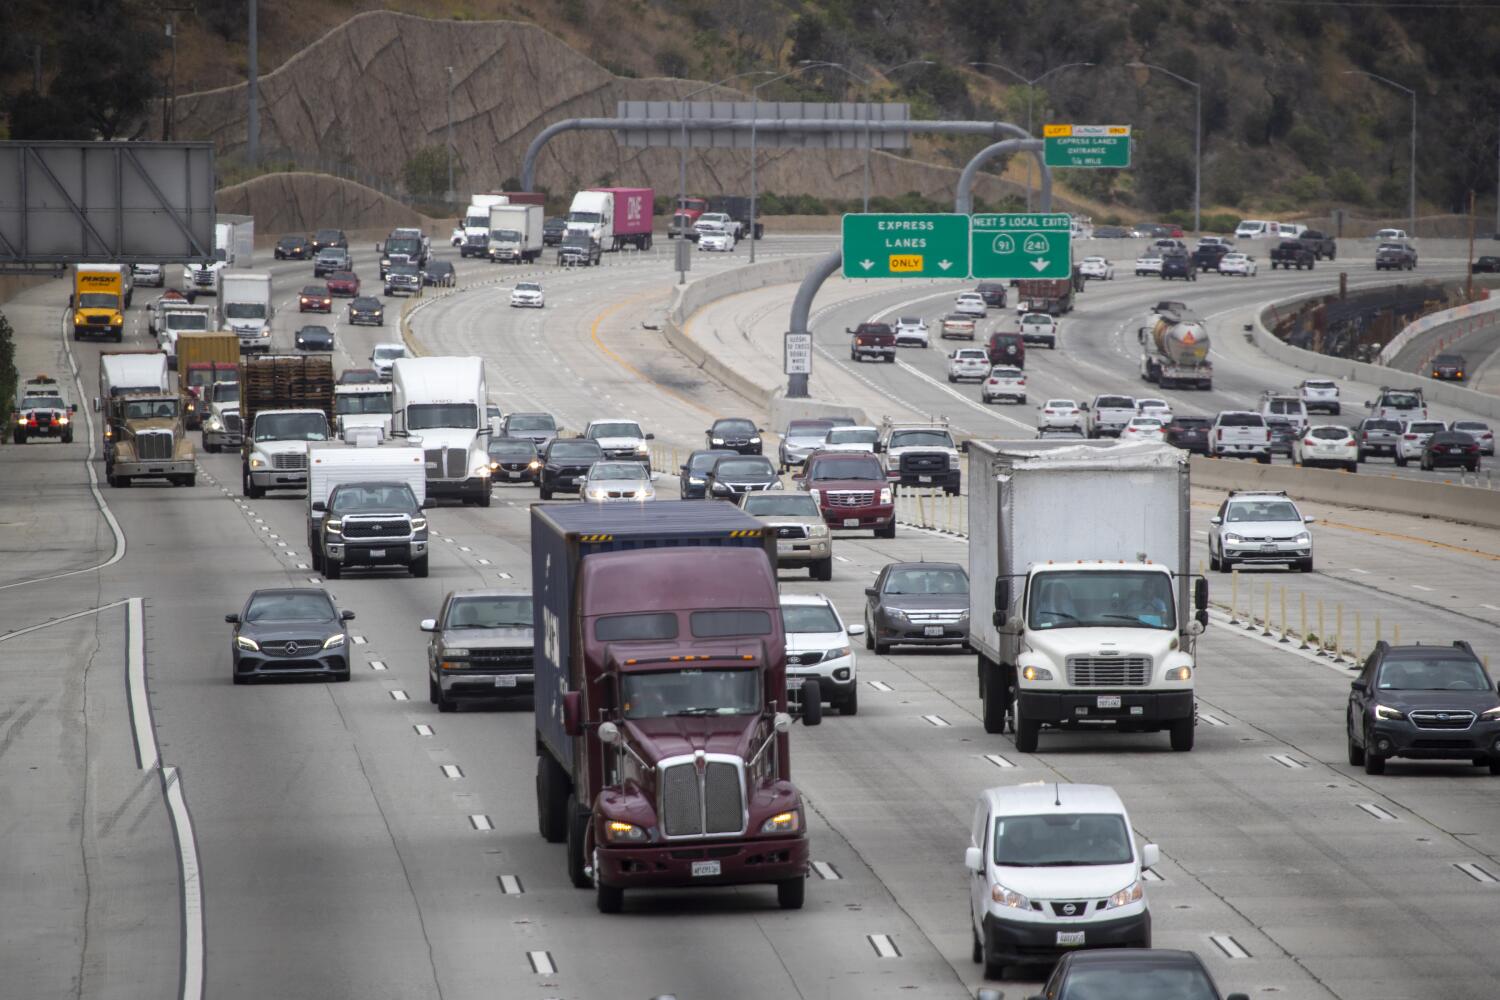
[1038,399,1084,430]
[1121,416,1166,442]
[954,292,988,317]
[894,316,930,348]
[1079,256,1115,280]
[698,231,736,252]
[1293,425,1359,471]
[1218,252,1258,277]
[1136,397,1173,423]
[947,348,990,383]
[509,281,545,308]
[981,365,1026,404]
[1135,255,1163,276]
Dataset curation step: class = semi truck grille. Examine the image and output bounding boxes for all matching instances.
[659,758,746,838]
[424,447,468,479]
[824,490,874,508]
[223,413,242,435]
[135,431,173,460]
[341,517,409,539]
[272,452,308,471]
[1066,656,1151,687]
[1409,711,1475,731]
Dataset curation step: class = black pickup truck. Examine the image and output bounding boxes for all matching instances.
[1192,243,1229,271]
[1269,240,1316,270]
[1375,243,1418,271]
[1297,229,1337,260]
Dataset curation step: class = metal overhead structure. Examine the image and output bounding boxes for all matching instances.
[0,141,217,270]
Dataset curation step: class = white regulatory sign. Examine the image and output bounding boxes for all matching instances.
[784,332,813,375]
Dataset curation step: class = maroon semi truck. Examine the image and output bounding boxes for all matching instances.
[532,501,816,913]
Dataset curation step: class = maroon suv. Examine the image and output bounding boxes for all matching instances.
[797,451,895,538]
[987,331,1025,368]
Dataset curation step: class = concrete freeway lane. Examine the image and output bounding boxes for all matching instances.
[4,230,1500,1000]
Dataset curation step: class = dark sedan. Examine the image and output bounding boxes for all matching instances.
[422,260,456,287]
[423,590,536,712]
[1164,415,1212,454]
[1473,255,1500,273]
[1037,950,1248,1000]
[348,296,385,326]
[863,561,970,653]
[294,325,335,351]
[487,436,540,484]
[704,455,781,500]
[298,284,333,313]
[228,588,352,683]
[326,270,361,297]
[679,448,737,499]
[310,228,348,252]
[706,417,763,455]
[1429,353,1466,381]
[1420,430,1481,471]
[275,235,312,260]
[537,438,604,499]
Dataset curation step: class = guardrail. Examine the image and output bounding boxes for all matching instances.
[1378,291,1500,365]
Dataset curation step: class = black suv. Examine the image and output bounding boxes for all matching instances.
[1164,415,1212,454]
[537,438,604,499]
[275,235,312,260]
[1347,640,1500,775]
[1159,251,1196,281]
[974,282,1007,308]
[310,228,349,252]
[1036,950,1248,1000]
[1429,353,1466,381]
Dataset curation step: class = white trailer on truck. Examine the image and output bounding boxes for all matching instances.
[217,272,274,353]
[967,439,1206,752]
[486,204,545,263]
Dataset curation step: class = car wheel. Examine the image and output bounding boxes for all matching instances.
[874,633,891,655]
[1364,748,1386,775]
[436,685,456,713]
[323,560,340,580]
[1169,718,1194,751]
[1347,727,1366,766]
[839,686,859,715]
[1395,454,1407,467]
[411,556,429,578]
[1347,462,1358,473]
[1209,548,1221,572]
[875,523,896,539]
[981,925,1006,980]
[813,557,833,582]
[972,921,984,964]
[864,618,874,650]
[539,486,552,500]
[1489,757,1500,776]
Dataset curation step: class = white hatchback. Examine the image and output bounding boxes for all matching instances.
[1395,419,1447,466]
[1218,252,1257,277]
[1121,416,1166,442]
[894,316,930,348]
[955,292,988,317]
[948,349,991,383]
[1078,257,1115,280]
[1293,425,1358,471]
[1135,255,1163,276]
[982,366,1026,404]
[966,783,1155,980]
[1135,398,1173,422]
[1038,399,1083,430]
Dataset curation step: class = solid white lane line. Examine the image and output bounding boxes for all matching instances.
[390,690,409,702]
[369,660,387,671]
[1411,584,1434,592]
[0,598,129,644]
[1347,567,1370,575]
[413,724,434,737]
[868,680,894,692]
[469,814,493,831]
[441,764,464,779]
[811,861,842,880]
[984,753,1016,768]
[834,555,851,562]
[498,874,525,894]
[1358,802,1399,821]
[867,934,901,959]
[1199,712,1229,727]
[922,714,951,728]
[1210,934,1251,959]
[126,598,159,770]
[1269,753,1308,769]
[1482,603,1500,612]
[1455,862,1498,884]
[161,766,205,1000]
[527,951,556,975]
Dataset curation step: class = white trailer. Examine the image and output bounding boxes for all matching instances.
[966,439,1205,752]
[487,204,545,263]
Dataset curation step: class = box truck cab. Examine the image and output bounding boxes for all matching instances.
[968,440,1206,753]
[71,264,131,342]
[486,204,545,263]
[217,272,275,353]
[390,356,492,506]
[153,303,214,364]
[531,502,814,914]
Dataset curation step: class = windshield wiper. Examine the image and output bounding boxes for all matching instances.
[1038,610,1079,622]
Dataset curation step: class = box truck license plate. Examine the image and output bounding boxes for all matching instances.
[691,860,721,878]
[924,626,944,637]
[1056,931,1085,946]
[1096,695,1122,709]
[494,675,517,688]
[842,518,860,528]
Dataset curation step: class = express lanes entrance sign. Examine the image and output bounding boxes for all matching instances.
[840,214,970,279]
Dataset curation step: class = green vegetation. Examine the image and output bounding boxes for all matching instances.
[402,145,462,199]
[0,311,17,430]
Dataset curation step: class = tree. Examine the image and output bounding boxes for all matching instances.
[402,145,459,199]
[1136,135,1194,213]
[41,1,163,140]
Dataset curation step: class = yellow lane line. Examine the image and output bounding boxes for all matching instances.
[588,288,716,417]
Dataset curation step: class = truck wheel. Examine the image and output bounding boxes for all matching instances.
[801,681,823,726]
[812,558,833,582]
[323,560,341,580]
[1169,718,1195,751]
[777,876,806,910]
[411,556,429,578]
[875,523,896,539]
[539,485,552,500]
[884,354,895,363]
[537,753,571,843]
[981,660,1009,735]
[12,430,24,445]
[596,874,624,914]
[566,795,592,889]
[1013,700,1040,753]
[242,470,263,498]
[1256,453,1271,465]
[477,488,491,508]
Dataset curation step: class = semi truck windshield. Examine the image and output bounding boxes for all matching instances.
[1029,570,1176,630]
[622,669,761,719]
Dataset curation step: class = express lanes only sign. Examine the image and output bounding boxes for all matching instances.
[840,214,970,279]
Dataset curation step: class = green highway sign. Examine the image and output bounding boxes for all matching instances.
[841,213,970,279]
[971,213,1072,280]
[1043,124,1131,169]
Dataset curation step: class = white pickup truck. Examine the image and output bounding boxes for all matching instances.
[1208,411,1272,463]
[1083,394,1136,438]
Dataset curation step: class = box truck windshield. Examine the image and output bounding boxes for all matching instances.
[408,403,477,429]
[225,302,266,320]
[168,312,210,331]
[337,391,393,415]
[490,229,522,242]
[1029,570,1177,630]
[78,292,119,309]
[621,669,762,719]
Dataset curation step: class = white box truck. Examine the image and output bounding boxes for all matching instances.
[217,272,274,353]
[390,356,492,506]
[486,204,545,263]
[967,439,1206,752]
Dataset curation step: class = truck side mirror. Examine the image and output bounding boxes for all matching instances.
[92,397,101,412]
[1141,843,1160,869]
[959,441,969,452]
[994,579,1011,612]
[312,501,326,512]
[562,691,582,737]
[1194,610,1209,631]
[70,404,78,413]
[1194,577,1208,611]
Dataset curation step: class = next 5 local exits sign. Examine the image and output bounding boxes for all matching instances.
[1043,124,1132,168]
[841,214,970,279]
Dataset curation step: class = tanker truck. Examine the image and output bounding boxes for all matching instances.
[1138,309,1212,390]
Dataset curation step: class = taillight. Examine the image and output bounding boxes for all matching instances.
[1404,434,1418,440]
[1304,438,1316,446]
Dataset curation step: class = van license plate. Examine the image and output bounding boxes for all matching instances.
[1056,931,1085,946]
[494,675,517,688]
[1097,695,1122,709]
[368,549,385,559]
[691,860,721,877]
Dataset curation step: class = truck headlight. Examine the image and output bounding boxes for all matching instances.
[410,517,427,532]
[605,820,647,842]
[248,456,266,469]
[322,634,346,649]
[1022,665,1053,681]
[949,454,961,469]
[235,636,260,651]
[809,523,829,536]
[1166,666,1192,681]
[1105,880,1144,909]
[1374,704,1405,721]
[324,519,342,535]
[635,442,650,455]
[991,884,1029,909]
[760,810,801,834]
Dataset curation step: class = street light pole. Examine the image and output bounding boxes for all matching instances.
[446,66,455,203]
[815,61,933,213]
[1128,61,1201,235]
[750,62,836,264]
[1344,70,1417,238]
[967,62,1093,212]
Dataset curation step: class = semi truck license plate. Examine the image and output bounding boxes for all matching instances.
[1097,695,1122,709]
[692,860,721,877]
